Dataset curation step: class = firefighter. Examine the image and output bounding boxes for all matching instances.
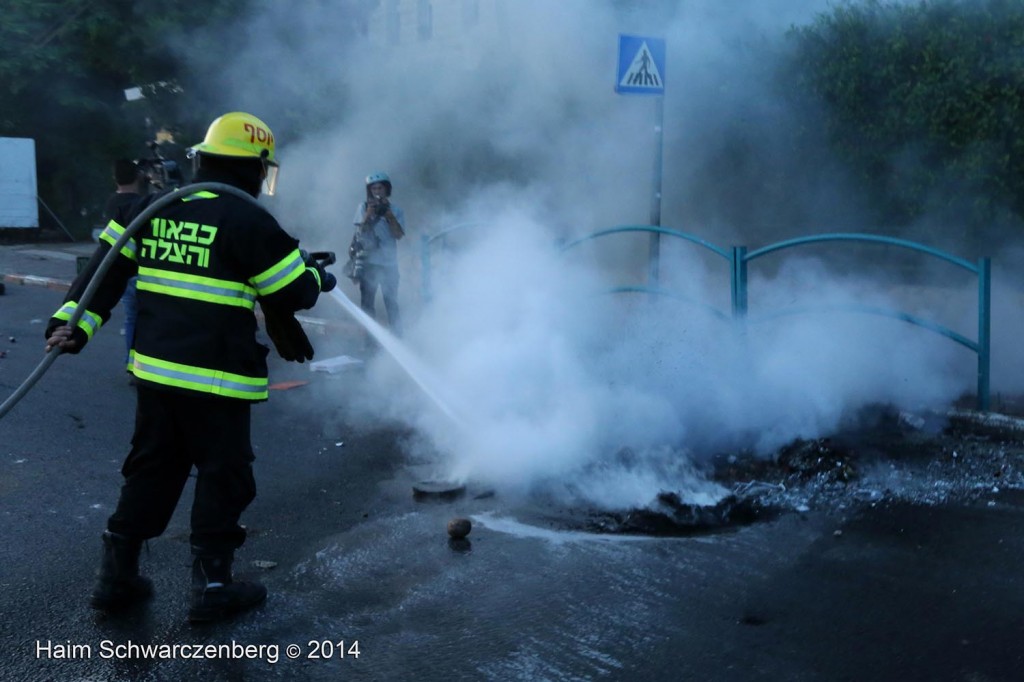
[44,111,336,623]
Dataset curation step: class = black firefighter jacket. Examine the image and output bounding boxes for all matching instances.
[47,183,322,402]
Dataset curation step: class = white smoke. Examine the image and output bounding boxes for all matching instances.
[348,202,968,510]
[187,0,993,510]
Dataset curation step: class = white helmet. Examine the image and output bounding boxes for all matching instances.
[365,171,392,198]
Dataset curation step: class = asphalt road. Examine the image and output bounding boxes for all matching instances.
[1,248,1023,682]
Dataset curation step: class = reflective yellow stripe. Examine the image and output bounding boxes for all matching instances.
[181,191,218,202]
[52,302,102,339]
[99,220,138,261]
[136,267,257,309]
[251,249,306,296]
[131,351,267,400]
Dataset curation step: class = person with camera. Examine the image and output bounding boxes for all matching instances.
[349,171,405,339]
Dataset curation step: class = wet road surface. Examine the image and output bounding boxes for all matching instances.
[2,274,1024,681]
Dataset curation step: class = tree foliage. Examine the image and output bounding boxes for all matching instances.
[0,0,251,236]
[0,0,375,237]
[787,0,1024,238]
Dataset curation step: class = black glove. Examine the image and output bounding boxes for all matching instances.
[321,271,337,292]
[261,304,314,363]
[301,250,337,292]
[44,321,88,354]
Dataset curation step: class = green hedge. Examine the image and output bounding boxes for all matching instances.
[786,0,1024,234]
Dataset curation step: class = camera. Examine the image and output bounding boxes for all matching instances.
[347,235,369,281]
[373,200,389,218]
[137,158,183,190]
[137,141,183,190]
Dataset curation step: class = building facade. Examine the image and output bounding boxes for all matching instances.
[364,0,505,52]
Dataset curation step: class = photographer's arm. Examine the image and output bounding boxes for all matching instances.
[383,205,405,239]
[362,203,377,225]
[383,211,404,239]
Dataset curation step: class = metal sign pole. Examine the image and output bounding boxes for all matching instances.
[649,95,664,288]
[615,33,667,290]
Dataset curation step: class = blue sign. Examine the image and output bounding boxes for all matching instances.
[616,34,666,95]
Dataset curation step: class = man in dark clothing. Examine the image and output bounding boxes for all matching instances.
[104,158,147,219]
[45,112,336,623]
[104,158,147,373]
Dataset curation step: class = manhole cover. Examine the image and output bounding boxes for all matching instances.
[412,480,466,501]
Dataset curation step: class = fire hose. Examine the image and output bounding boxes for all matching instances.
[0,182,332,421]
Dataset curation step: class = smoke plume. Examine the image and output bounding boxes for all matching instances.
[183,0,1012,510]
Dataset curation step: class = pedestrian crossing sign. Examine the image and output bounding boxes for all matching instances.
[616,34,665,95]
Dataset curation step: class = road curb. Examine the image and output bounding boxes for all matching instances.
[1,271,347,331]
[945,408,1024,440]
[2,272,71,292]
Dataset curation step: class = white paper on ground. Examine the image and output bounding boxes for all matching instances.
[309,354,363,374]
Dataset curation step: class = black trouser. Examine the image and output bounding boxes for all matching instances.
[358,263,402,335]
[107,385,256,554]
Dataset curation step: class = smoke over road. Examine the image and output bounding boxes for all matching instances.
[185,0,1016,510]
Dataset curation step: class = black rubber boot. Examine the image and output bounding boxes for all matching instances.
[90,531,153,611]
[188,552,266,623]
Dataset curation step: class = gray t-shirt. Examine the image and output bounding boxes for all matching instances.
[352,202,404,268]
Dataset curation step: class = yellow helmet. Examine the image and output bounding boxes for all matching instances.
[191,112,276,161]
[189,112,279,195]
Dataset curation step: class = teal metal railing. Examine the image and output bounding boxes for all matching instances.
[421,224,992,410]
[734,233,990,411]
[420,222,489,302]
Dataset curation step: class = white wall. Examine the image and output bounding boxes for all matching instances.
[0,138,39,229]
